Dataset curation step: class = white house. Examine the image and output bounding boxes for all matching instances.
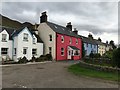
[0,26,43,62]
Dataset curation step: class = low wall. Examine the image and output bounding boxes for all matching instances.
[79,61,120,73]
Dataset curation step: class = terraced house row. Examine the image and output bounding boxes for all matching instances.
[0,11,112,61]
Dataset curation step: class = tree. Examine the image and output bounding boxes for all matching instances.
[109,40,117,49]
[112,47,120,68]
[82,42,85,58]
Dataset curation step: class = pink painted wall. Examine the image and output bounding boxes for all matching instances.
[56,33,82,61]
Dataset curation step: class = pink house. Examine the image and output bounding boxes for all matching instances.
[37,12,82,61]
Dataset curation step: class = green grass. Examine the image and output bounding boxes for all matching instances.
[68,63,119,81]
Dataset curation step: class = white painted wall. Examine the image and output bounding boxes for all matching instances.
[0,30,12,61]
[37,23,56,60]
[13,27,43,61]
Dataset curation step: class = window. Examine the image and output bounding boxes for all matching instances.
[32,49,37,55]
[23,33,28,41]
[69,38,72,44]
[61,48,64,56]
[74,50,79,55]
[49,47,52,54]
[33,37,36,44]
[86,43,88,47]
[61,36,64,43]
[23,47,27,54]
[49,35,52,41]
[14,48,16,55]
[2,34,7,42]
[1,48,8,55]
[76,39,78,44]
[94,45,96,48]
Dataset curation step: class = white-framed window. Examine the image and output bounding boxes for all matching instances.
[13,48,16,55]
[1,48,8,55]
[49,34,52,41]
[2,34,7,42]
[61,36,64,43]
[74,50,79,56]
[23,47,27,54]
[76,39,78,44]
[69,37,72,44]
[49,47,52,54]
[23,33,28,41]
[61,48,64,56]
[32,49,37,55]
[33,37,36,44]
[91,44,92,48]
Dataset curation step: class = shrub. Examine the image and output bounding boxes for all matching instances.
[93,53,101,58]
[18,56,28,64]
[112,47,120,68]
[45,54,52,61]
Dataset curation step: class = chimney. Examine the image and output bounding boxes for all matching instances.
[40,11,47,23]
[73,28,78,34]
[66,22,72,31]
[88,33,93,39]
[98,37,102,42]
[34,23,37,29]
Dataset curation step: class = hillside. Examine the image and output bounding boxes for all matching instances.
[0,14,35,29]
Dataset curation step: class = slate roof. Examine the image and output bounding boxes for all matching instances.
[46,22,80,38]
[0,26,43,43]
[79,35,98,45]
[69,46,80,50]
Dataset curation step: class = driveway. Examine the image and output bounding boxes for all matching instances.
[2,61,119,88]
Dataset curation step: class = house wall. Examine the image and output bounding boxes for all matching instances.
[98,44,106,56]
[0,30,12,61]
[56,33,82,60]
[37,23,56,60]
[84,43,98,56]
[13,27,43,61]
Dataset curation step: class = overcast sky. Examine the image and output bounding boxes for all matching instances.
[1,1,118,44]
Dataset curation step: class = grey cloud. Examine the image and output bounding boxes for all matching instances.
[1,2,118,43]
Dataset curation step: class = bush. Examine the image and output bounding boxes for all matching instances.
[93,53,101,58]
[45,54,52,61]
[18,56,28,64]
[35,54,53,62]
[112,48,120,68]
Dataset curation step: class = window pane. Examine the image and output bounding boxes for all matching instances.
[23,33,28,41]
[49,35,52,41]
[2,34,7,41]
[1,48,8,54]
[32,49,37,55]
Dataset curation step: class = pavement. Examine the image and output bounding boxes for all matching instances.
[1,60,119,88]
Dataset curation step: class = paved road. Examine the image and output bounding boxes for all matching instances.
[2,61,119,88]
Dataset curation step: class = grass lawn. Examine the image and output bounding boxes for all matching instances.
[68,63,119,81]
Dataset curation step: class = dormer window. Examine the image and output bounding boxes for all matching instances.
[23,33,28,41]
[61,36,64,43]
[2,34,7,42]
[49,34,52,41]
